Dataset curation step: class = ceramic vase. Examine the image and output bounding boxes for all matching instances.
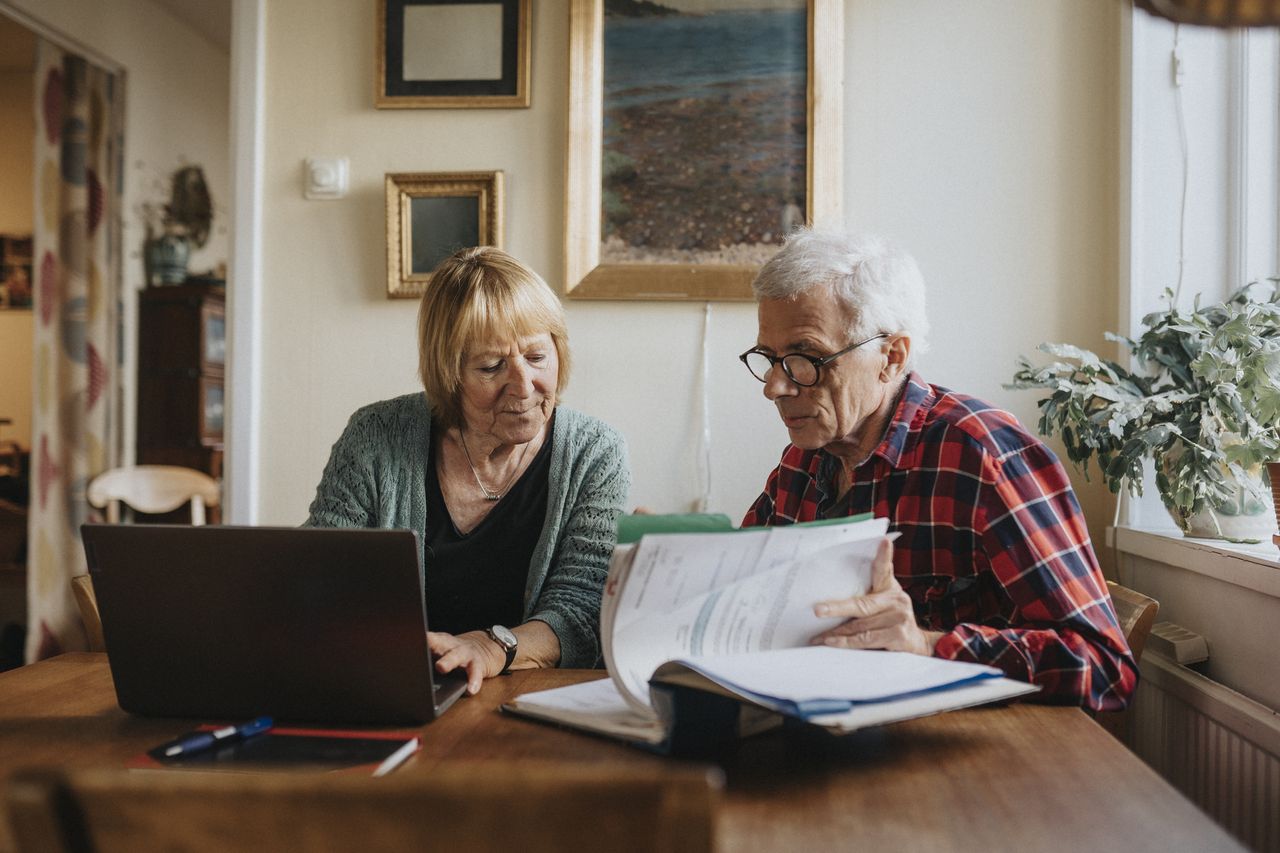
[1267,462,1280,549]
[1166,466,1277,543]
[146,233,189,285]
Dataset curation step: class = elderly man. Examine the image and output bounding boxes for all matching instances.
[739,228,1136,711]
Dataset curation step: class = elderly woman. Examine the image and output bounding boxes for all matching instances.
[739,228,1136,711]
[307,247,629,694]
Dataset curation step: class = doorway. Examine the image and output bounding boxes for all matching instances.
[0,0,235,665]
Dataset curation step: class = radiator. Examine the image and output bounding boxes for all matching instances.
[1126,652,1280,852]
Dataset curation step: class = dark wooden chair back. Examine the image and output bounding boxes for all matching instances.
[1097,580,1159,740]
[7,763,722,853]
[1106,580,1159,665]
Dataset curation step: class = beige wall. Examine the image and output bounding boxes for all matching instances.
[0,69,34,233]
[0,312,33,446]
[258,0,1120,557]
[3,0,231,462]
[0,64,35,446]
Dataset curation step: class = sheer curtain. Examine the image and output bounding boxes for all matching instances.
[26,40,123,661]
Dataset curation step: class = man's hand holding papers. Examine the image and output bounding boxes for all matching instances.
[502,516,1038,749]
[810,537,946,658]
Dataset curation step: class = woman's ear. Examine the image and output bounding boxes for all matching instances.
[880,335,911,382]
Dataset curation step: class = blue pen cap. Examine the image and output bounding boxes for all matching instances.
[240,716,273,736]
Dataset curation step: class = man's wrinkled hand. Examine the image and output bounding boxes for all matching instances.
[809,537,941,657]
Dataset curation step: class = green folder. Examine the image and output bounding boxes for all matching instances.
[616,513,734,544]
[615,512,873,544]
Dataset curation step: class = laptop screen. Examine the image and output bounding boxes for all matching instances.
[82,524,459,725]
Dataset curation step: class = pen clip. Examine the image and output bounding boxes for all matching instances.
[238,716,274,737]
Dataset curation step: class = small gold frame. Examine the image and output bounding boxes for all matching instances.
[385,171,504,299]
[376,0,531,109]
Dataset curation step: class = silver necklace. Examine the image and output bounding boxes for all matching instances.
[459,431,532,501]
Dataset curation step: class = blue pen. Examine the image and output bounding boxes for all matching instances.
[161,715,273,758]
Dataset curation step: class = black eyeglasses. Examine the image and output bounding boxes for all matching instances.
[738,333,889,387]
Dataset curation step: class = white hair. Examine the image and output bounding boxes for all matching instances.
[751,228,930,367]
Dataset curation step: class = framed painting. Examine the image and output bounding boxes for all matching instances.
[0,234,33,309]
[385,171,504,299]
[377,0,531,108]
[565,0,842,301]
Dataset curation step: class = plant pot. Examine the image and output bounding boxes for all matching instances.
[1167,467,1277,543]
[1268,462,1280,549]
[145,233,189,285]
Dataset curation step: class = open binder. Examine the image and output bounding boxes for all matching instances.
[504,515,1037,755]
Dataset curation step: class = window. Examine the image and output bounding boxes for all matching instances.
[1123,13,1280,530]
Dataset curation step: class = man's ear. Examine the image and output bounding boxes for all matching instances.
[880,335,911,382]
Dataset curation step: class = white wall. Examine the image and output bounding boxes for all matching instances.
[256,0,1122,555]
[2,0,230,463]
[842,0,1121,555]
[256,0,778,523]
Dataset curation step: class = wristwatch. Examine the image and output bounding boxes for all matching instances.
[485,624,518,674]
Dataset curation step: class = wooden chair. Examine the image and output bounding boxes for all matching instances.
[7,763,723,853]
[69,574,105,653]
[1106,580,1159,665]
[86,464,220,525]
[1097,580,1159,740]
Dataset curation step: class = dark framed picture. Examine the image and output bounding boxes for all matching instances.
[0,234,34,309]
[565,0,842,301]
[385,171,504,299]
[377,0,530,109]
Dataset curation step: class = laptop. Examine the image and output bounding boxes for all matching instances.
[81,524,467,726]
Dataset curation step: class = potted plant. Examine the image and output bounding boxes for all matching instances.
[1008,279,1280,542]
[139,165,213,286]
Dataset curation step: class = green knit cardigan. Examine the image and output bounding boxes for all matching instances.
[305,393,630,668]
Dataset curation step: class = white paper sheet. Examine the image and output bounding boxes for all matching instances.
[503,678,666,744]
[605,518,890,712]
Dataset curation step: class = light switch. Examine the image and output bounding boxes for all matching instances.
[304,157,349,199]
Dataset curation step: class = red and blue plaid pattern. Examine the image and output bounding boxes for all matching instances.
[742,373,1138,711]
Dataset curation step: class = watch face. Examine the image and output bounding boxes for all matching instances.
[490,625,517,649]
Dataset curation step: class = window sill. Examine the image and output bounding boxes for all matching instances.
[1108,525,1280,600]
[1109,524,1280,709]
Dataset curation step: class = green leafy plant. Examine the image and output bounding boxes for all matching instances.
[1008,280,1280,534]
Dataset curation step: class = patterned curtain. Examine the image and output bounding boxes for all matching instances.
[26,42,123,662]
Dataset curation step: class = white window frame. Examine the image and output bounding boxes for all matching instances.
[1121,7,1280,535]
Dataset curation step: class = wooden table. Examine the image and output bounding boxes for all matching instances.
[0,654,1242,852]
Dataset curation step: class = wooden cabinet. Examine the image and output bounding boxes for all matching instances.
[136,283,225,512]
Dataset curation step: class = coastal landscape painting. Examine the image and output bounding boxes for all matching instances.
[601,0,808,266]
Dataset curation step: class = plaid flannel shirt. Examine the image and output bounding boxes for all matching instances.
[742,373,1137,711]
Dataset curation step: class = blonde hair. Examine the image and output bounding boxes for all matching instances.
[417,247,571,429]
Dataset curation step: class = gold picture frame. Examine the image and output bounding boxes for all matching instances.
[385,171,504,299]
[376,0,531,109]
[565,0,843,301]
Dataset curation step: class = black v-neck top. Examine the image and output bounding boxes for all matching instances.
[423,421,553,635]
